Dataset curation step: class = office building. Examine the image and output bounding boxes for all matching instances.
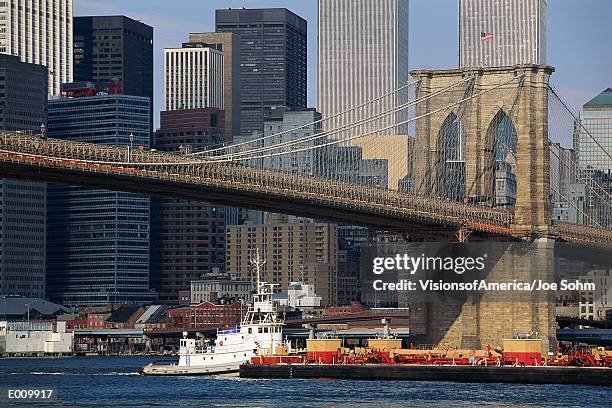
[190,275,253,305]
[73,16,153,134]
[226,214,337,306]
[0,0,72,95]
[0,55,47,298]
[216,8,307,137]
[579,269,612,321]
[47,94,155,306]
[151,108,226,303]
[459,0,547,68]
[164,42,223,112]
[261,107,322,173]
[575,89,612,173]
[318,0,408,134]
[574,88,612,227]
[188,32,241,143]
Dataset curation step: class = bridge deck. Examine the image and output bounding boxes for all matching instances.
[0,132,610,247]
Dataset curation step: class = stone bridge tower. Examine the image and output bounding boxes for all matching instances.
[410,64,555,237]
[408,65,557,352]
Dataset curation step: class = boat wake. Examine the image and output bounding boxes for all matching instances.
[23,371,139,376]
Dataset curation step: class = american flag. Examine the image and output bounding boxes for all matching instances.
[480,32,494,42]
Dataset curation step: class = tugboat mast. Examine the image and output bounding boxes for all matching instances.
[250,248,266,293]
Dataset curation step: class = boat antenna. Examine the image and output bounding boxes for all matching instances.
[251,248,266,293]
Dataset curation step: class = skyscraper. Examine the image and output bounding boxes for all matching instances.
[575,89,612,173]
[73,16,153,135]
[0,0,72,96]
[188,32,241,143]
[574,88,612,227]
[0,55,47,298]
[163,42,224,112]
[47,94,155,306]
[216,8,307,137]
[459,0,547,68]
[318,0,409,131]
[152,108,226,303]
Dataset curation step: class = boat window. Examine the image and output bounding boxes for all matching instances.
[248,328,252,334]
[264,327,268,333]
[258,327,262,333]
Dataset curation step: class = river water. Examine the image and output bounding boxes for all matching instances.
[0,357,610,407]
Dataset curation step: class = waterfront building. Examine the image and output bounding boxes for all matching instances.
[73,16,154,135]
[0,0,72,95]
[0,321,73,355]
[0,295,73,320]
[0,55,48,298]
[135,304,173,332]
[167,301,245,330]
[188,32,241,143]
[151,108,226,304]
[190,274,253,305]
[216,8,307,138]
[226,214,338,306]
[459,0,547,68]
[318,0,408,135]
[47,94,156,306]
[104,305,145,329]
[163,42,223,112]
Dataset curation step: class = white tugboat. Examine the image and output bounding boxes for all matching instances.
[140,250,287,375]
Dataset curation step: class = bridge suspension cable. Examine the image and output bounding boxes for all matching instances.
[193,79,422,156]
[205,74,524,165]
[200,76,474,162]
[548,85,612,230]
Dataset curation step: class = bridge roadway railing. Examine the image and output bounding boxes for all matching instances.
[553,222,612,249]
[0,132,516,234]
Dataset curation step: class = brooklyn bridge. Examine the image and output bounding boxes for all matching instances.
[0,65,610,350]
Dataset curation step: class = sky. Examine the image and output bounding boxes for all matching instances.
[75,0,611,130]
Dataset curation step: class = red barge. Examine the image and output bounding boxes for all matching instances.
[240,337,612,385]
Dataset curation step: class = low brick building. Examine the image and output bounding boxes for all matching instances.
[167,301,245,330]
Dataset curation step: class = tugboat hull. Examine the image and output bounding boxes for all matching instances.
[140,360,242,376]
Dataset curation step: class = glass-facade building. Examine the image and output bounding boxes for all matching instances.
[574,88,612,228]
[73,16,154,137]
[215,8,307,138]
[47,95,156,306]
[0,55,48,298]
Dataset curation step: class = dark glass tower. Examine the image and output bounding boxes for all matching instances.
[215,8,307,138]
[0,55,48,299]
[73,16,154,136]
[47,95,156,306]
